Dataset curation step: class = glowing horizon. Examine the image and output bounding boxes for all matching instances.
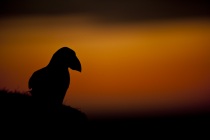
[0,16,210,118]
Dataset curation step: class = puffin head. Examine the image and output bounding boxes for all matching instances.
[48,47,82,72]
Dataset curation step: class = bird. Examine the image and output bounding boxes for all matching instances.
[28,47,81,109]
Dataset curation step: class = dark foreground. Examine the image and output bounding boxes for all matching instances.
[0,89,209,138]
[87,114,209,139]
[0,89,89,137]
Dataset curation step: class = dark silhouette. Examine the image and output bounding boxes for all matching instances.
[0,89,88,136]
[28,47,81,109]
[0,47,88,137]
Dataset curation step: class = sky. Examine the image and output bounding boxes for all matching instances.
[0,0,210,119]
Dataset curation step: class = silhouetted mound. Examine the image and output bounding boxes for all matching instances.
[0,89,88,134]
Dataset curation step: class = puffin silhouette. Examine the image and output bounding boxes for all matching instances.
[28,47,81,108]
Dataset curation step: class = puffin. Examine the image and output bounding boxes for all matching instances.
[28,47,81,108]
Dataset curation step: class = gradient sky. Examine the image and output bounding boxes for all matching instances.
[0,1,210,119]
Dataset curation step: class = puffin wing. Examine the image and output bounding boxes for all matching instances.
[28,67,48,95]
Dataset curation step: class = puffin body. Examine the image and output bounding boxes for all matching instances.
[28,47,81,107]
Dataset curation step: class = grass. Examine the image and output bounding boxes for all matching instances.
[0,89,89,134]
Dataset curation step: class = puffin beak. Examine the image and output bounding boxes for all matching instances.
[70,56,82,72]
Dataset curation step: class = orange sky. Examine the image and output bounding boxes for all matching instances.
[0,16,210,119]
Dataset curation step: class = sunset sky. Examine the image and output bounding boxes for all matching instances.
[0,0,210,119]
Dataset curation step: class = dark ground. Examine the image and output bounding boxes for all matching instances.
[0,89,89,137]
[0,89,209,138]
